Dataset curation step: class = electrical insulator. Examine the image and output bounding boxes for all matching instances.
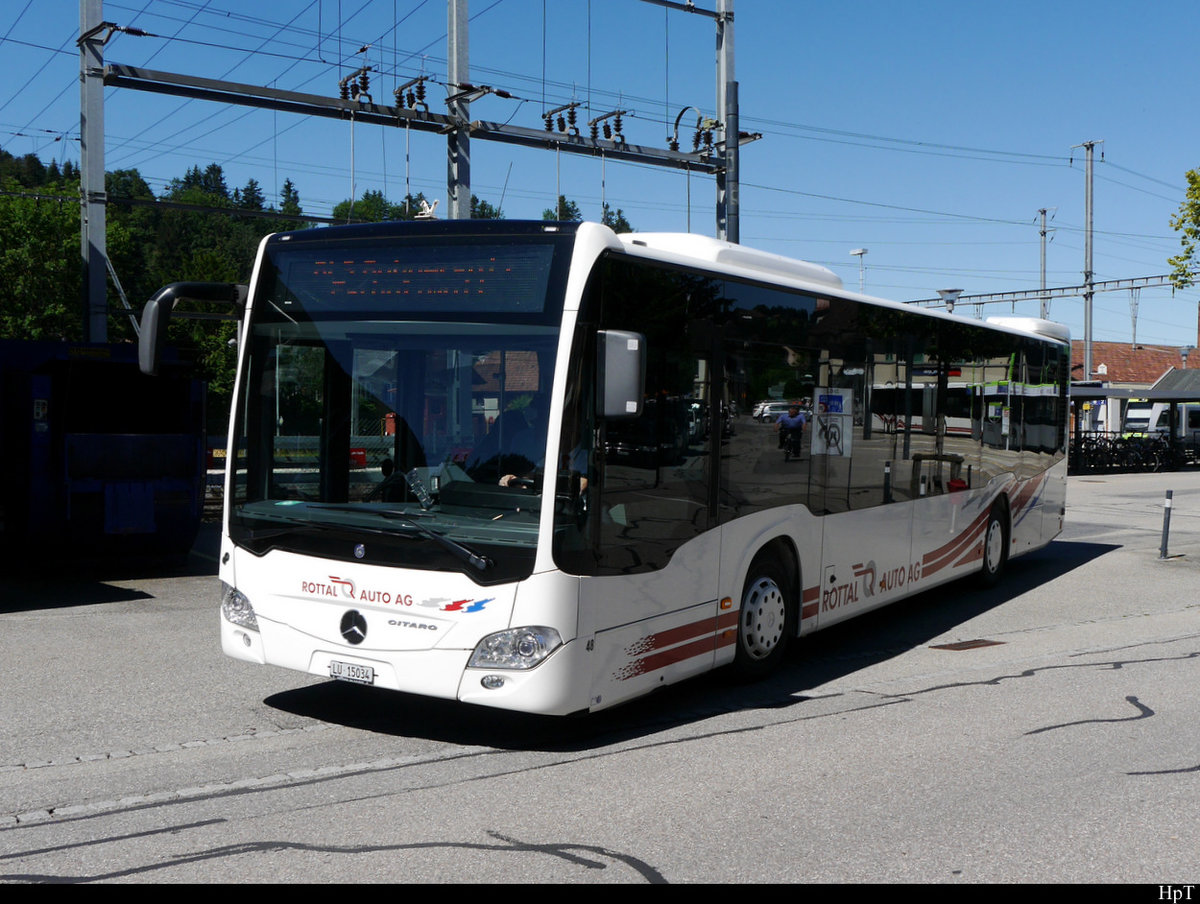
[613,113,623,133]
[668,137,679,151]
[557,115,566,132]
[590,123,598,141]
[407,90,416,108]
[340,83,350,100]
[544,115,553,131]
[692,130,702,151]
[603,123,612,139]
[359,73,370,93]
[567,106,577,129]
[415,80,426,104]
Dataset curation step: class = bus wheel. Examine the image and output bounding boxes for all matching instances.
[733,555,793,678]
[980,504,1008,586]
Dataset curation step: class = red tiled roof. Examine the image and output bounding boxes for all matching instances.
[473,350,541,393]
[1071,340,1187,385]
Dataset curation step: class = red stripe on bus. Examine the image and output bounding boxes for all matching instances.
[925,527,984,578]
[1011,474,1044,515]
[955,544,984,567]
[635,615,720,653]
[922,508,989,577]
[618,635,719,680]
[802,585,820,621]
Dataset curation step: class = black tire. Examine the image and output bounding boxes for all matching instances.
[733,554,794,679]
[980,503,1008,586]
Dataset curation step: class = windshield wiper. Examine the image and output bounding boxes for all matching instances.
[317,504,494,572]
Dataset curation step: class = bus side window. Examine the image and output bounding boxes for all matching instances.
[574,256,714,574]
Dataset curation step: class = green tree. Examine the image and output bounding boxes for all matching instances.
[332,189,431,223]
[200,163,229,199]
[235,177,265,211]
[0,189,81,340]
[147,162,265,430]
[280,178,302,217]
[0,150,47,187]
[0,152,311,430]
[470,194,503,219]
[601,202,633,233]
[106,168,161,319]
[542,194,582,221]
[333,189,388,223]
[1169,168,1200,289]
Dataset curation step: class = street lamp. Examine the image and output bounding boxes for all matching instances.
[937,288,963,314]
[849,248,867,293]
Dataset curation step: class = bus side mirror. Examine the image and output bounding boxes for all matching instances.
[597,329,646,420]
[139,282,248,376]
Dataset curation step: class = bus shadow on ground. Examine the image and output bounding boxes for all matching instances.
[0,576,157,612]
[0,524,220,613]
[263,538,1119,752]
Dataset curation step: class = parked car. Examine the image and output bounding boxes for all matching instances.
[758,401,796,423]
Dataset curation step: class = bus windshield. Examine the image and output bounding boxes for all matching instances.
[228,227,573,583]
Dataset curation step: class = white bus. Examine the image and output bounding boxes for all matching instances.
[141,220,1070,715]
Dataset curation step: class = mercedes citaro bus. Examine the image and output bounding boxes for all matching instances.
[140,220,1069,715]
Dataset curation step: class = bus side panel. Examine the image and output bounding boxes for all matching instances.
[908,486,996,591]
[579,529,723,710]
[1010,462,1065,555]
[1039,458,1067,545]
[812,498,917,630]
[714,506,823,655]
[588,600,720,711]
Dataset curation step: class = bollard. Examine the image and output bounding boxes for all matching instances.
[883,461,892,504]
[1159,489,1173,559]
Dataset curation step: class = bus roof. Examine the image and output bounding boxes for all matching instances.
[262,220,1069,347]
[614,232,1070,346]
[617,232,844,291]
[984,316,1071,344]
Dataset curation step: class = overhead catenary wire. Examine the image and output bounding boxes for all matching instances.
[0,1,1191,345]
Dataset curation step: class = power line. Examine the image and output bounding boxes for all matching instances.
[11,5,1184,222]
[739,179,1039,227]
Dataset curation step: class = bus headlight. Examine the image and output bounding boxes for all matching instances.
[468,627,562,670]
[221,582,258,631]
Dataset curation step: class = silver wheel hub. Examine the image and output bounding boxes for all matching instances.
[741,577,786,660]
[985,518,1003,572]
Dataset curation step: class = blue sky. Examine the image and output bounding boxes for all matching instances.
[3,0,1197,352]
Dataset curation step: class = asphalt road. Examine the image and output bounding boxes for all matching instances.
[1,472,1198,883]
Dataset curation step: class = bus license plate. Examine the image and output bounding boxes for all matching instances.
[329,660,375,685]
